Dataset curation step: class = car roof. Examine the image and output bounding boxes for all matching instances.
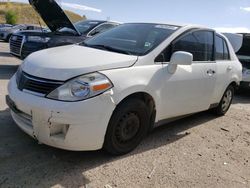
[119,22,214,31]
[84,20,121,24]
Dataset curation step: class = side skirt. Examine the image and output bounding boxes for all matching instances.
[154,114,194,128]
[153,103,218,129]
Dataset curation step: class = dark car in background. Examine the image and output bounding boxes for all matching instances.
[0,24,13,28]
[10,0,120,59]
[0,24,43,42]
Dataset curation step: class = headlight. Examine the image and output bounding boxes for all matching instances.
[47,72,113,101]
[27,36,50,43]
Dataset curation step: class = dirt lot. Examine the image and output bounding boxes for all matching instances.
[0,42,249,188]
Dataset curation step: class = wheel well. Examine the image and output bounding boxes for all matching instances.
[118,92,155,112]
[229,81,238,90]
[117,92,156,129]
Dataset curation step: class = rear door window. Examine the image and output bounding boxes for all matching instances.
[215,35,230,60]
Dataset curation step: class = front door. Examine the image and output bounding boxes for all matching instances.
[157,30,216,119]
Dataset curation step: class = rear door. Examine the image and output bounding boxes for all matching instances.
[156,30,217,119]
[211,35,233,103]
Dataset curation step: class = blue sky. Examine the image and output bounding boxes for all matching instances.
[10,0,250,32]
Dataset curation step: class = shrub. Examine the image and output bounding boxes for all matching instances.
[5,10,17,24]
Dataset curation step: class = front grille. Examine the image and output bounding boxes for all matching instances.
[10,34,24,56]
[16,70,64,96]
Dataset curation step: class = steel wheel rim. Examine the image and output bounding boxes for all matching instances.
[115,112,140,144]
[222,90,232,112]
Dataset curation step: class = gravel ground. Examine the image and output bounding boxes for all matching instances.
[0,42,249,188]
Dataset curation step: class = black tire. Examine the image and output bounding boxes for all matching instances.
[104,98,150,155]
[213,85,234,116]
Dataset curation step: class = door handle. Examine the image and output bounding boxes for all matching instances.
[227,66,232,71]
[207,69,216,76]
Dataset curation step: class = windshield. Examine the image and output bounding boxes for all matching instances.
[74,20,103,34]
[81,23,179,56]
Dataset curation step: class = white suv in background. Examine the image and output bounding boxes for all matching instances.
[7,23,242,155]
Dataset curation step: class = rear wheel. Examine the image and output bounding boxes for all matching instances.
[213,85,234,116]
[104,98,150,155]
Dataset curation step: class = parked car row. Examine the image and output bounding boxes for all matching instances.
[0,24,44,42]
[9,0,120,59]
[0,23,13,28]
[9,19,119,59]
[1,0,244,155]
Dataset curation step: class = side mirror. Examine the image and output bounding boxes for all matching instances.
[168,51,193,74]
[89,29,101,36]
[170,51,193,65]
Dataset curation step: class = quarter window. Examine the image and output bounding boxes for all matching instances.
[215,36,224,60]
[215,35,230,60]
[223,41,230,60]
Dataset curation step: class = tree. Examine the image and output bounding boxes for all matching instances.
[5,10,17,24]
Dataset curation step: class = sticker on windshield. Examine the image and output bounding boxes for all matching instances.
[144,42,151,47]
[155,25,178,30]
[89,22,99,24]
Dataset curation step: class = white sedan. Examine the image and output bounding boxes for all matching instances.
[7,23,242,155]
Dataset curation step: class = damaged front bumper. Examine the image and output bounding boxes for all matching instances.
[7,76,116,151]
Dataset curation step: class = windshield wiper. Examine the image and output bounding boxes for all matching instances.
[83,43,132,55]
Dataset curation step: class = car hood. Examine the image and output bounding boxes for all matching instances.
[22,45,138,80]
[29,0,79,34]
[16,30,47,36]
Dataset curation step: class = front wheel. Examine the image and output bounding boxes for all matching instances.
[213,85,234,116]
[104,98,150,155]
